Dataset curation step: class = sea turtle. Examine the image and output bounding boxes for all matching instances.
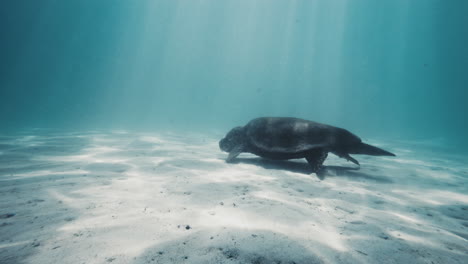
[219,117,395,173]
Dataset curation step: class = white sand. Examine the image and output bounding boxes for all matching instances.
[0,131,467,264]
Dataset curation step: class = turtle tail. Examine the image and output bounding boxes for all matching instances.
[349,142,395,156]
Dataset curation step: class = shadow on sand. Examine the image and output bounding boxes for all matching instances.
[133,228,324,264]
[231,157,392,183]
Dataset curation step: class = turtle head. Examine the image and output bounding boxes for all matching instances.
[219,126,245,152]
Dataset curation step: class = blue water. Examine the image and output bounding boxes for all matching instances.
[1,2,468,263]
[1,0,467,150]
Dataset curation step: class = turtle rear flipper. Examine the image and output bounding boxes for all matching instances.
[343,153,360,166]
[332,150,360,166]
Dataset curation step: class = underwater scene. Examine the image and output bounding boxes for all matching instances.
[0,0,467,263]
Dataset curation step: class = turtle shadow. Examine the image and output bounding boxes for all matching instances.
[231,158,391,182]
[232,157,312,174]
[324,165,394,183]
[232,158,355,176]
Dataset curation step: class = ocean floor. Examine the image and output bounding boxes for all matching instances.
[0,131,467,264]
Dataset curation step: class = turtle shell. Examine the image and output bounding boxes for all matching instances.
[244,117,354,154]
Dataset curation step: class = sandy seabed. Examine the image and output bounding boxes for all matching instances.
[0,131,467,264]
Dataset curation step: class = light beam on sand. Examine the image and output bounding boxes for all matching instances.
[199,207,347,251]
[388,212,423,224]
[0,241,33,249]
[388,230,440,248]
[12,169,89,178]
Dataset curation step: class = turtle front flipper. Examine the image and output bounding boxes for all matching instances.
[305,149,328,173]
[226,145,244,163]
